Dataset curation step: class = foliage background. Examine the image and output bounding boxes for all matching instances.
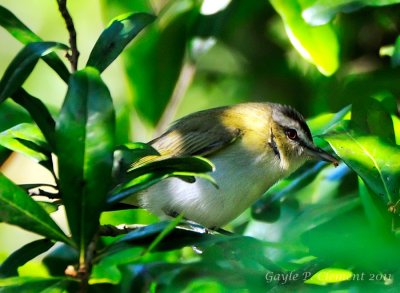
[0,0,400,292]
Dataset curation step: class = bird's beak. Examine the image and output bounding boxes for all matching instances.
[305,144,339,166]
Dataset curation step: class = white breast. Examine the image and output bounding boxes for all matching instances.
[138,144,287,228]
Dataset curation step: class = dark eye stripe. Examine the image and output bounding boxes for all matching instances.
[278,105,313,141]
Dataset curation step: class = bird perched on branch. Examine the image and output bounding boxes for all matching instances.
[127,102,338,229]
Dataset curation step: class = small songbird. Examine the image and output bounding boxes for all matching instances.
[129,102,338,229]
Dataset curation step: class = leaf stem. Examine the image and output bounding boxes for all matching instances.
[56,0,79,72]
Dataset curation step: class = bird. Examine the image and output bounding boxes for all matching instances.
[126,102,338,229]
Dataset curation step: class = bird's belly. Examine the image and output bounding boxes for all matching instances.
[138,153,282,228]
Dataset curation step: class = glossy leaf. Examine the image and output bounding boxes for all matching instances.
[11,89,56,151]
[303,0,400,26]
[112,142,160,184]
[0,5,70,82]
[0,239,54,277]
[108,156,215,204]
[87,12,156,72]
[0,123,50,162]
[100,221,224,259]
[269,0,339,76]
[323,121,400,204]
[0,173,71,244]
[0,42,69,103]
[56,67,115,251]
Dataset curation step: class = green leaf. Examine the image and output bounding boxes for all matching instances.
[303,0,400,26]
[322,121,400,204]
[126,1,196,125]
[358,177,391,231]
[351,97,395,143]
[0,42,69,103]
[11,89,57,151]
[56,67,115,253]
[0,239,54,277]
[0,277,74,292]
[0,173,71,244]
[269,0,339,76]
[0,123,50,162]
[112,142,160,184]
[0,100,31,165]
[87,12,156,72]
[391,36,400,67]
[0,5,70,82]
[108,156,215,204]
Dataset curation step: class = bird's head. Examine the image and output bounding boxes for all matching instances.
[269,103,338,170]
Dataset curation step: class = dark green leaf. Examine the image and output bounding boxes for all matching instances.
[56,67,115,250]
[42,244,79,277]
[127,1,196,125]
[87,12,156,72]
[0,42,69,103]
[351,97,395,142]
[0,123,50,162]
[391,36,400,67]
[322,121,400,204]
[108,156,215,204]
[358,178,392,231]
[303,0,400,26]
[0,239,54,277]
[0,5,70,82]
[11,89,56,151]
[127,156,214,178]
[112,142,160,183]
[99,221,225,260]
[0,173,71,244]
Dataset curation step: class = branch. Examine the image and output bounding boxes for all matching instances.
[56,0,79,72]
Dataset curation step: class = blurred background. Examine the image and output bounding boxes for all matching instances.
[0,0,400,288]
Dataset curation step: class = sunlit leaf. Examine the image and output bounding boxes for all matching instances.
[87,12,156,72]
[305,268,353,285]
[56,67,115,251]
[0,123,50,162]
[269,0,339,76]
[0,42,69,103]
[0,239,54,277]
[0,173,72,245]
[303,0,400,26]
[323,122,400,204]
[0,5,70,82]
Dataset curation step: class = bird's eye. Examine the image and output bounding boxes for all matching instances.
[285,129,298,140]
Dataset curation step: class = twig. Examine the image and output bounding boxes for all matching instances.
[56,0,79,72]
[155,61,196,135]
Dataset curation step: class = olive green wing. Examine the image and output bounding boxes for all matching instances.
[151,108,242,158]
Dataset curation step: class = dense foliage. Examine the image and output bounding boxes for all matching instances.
[0,0,400,292]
